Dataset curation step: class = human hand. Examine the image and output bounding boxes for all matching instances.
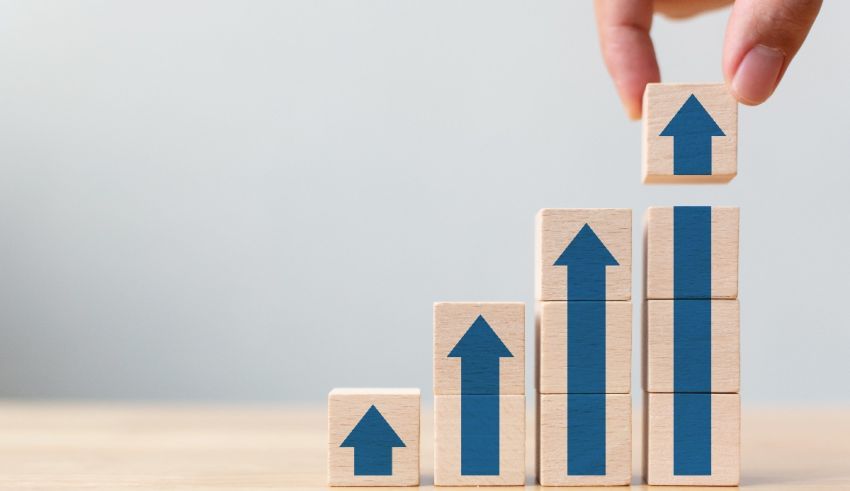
[594,0,822,119]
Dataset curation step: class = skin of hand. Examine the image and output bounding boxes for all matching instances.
[594,0,823,119]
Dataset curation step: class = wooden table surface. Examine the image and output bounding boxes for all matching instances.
[0,402,847,489]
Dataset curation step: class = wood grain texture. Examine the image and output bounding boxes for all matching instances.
[645,206,739,300]
[644,300,740,393]
[0,403,848,489]
[536,301,631,394]
[537,393,631,486]
[327,388,420,486]
[642,83,738,183]
[645,393,740,486]
[433,302,525,396]
[434,395,525,486]
[536,208,632,302]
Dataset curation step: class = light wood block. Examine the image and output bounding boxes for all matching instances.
[642,83,738,183]
[433,302,525,396]
[644,300,740,393]
[328,388,420,487]
[537,393,631,486]
[536,208,632,302]
[645,206,739,300]
[434,395,525,486]
[536,301,631,394]
[645,393,740,486]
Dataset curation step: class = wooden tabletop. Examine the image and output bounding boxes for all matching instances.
[0,402,847,489]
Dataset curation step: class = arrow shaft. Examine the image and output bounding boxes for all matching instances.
[674,393,712,475]
[567,301,606,393]
[460,394,500,475]
[568,393,606,475]
[567,264,607,301]
[353,445,393,476]
[460,357,500,394]
[673,136,712,176]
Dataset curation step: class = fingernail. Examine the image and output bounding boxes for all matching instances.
[731,44,785,104]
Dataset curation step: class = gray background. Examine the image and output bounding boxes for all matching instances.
[1,1,847,403]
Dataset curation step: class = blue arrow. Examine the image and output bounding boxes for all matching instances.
[660,94,725,176]
[448,315,512,475]
[554,223,619,475]
[340,405,405,476]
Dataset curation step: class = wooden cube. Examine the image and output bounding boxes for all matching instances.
[645,206,739,300]
[642,83,738,183]
[645,393,740,486]
[536,209,632,302]
[537,393,631,486]
[434,394,525,486]
[644,300,740,393]
[434,302,525,396]
[328,388,420,486]
[536,301,631,394]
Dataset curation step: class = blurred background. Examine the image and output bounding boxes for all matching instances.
[0,1,847,404]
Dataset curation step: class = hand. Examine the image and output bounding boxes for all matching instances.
[594,0,822,119]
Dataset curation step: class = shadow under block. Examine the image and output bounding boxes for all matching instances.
[537,393,631,486]
[645,299,740,393]
[642,83,738,183]
[433,302,525,396]
[645,206,739,300]
[536,301,631,394]
[645,393,740,486]
[536,208,632,302]
[434,394,525,486]
[327,388,420,487]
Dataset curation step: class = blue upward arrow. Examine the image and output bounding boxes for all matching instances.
[554,223,618,475]
[340,405,405,476]
[449,315,512,475]
[660,94,725,176]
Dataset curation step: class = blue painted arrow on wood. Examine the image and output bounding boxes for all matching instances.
[340,405,405,476]
[554,223,619,475]
[660,94,725,176]
[448,315,512,475]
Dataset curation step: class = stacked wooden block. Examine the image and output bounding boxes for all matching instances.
[535,209,632,486]
[642,83,741,486]
[433,302,526,485]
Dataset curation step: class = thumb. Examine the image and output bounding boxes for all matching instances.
[723,0,822,105]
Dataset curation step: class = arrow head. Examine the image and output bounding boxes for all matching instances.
[448,315,513,359]
[554,224,618,267]
[659,94,725,137]
[340,405,405,448]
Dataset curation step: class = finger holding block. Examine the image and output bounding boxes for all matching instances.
[645,393,740,486]
[537,393,631,486]
[645,206,739,300]
[536,301,631,394]
[645,300,740,393]
[536,208,632,302]
[328,388,420,487]
[643,83,738,183]
[434,302,525,396]
[434,394,525,486]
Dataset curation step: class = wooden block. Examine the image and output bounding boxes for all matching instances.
[645,206,739,300]
[328,388,420,487]
[537,393,631,486]
[536,209,632,302]
[433,302,525,396]
[536,301,631,394]
[644,300,740,393]
[645,393,740,486]
[434,394,525,486]
[642,83,738,183]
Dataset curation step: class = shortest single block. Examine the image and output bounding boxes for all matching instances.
[642,83,738,183]
[328,388,420,487]
[645,299,740,393]
[434,394,525,486]
[537,393,631,486]
[645,393,740,486]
